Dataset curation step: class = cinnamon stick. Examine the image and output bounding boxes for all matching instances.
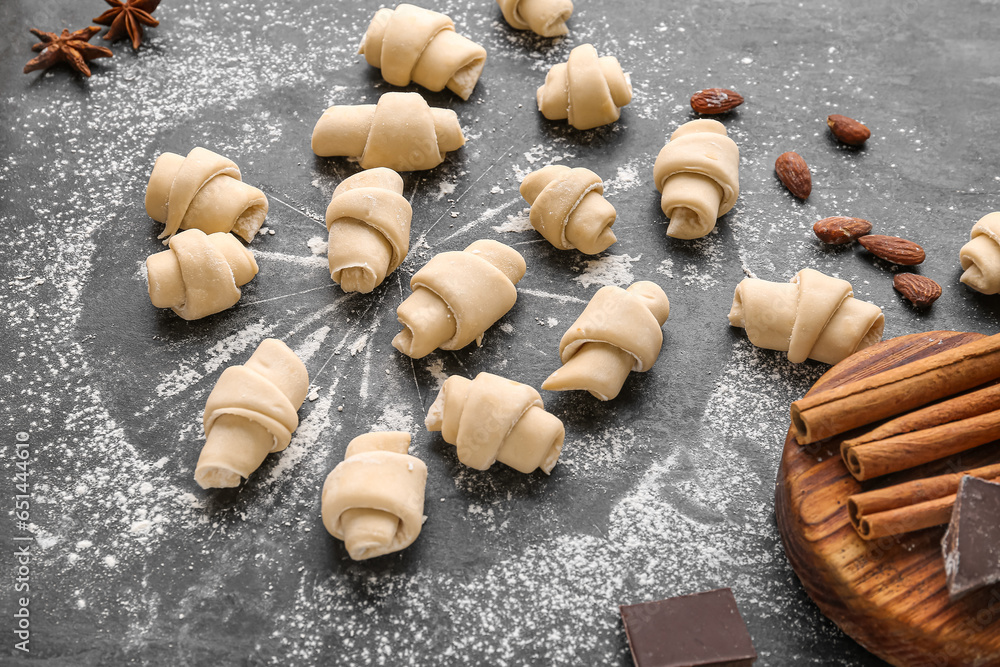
[790,333,1000,444]
[841,381,1000,449]
[848,463,1000,540]
[842,409,1000,481]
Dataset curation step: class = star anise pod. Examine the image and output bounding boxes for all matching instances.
[94,0,161,50]
[23,27,113,77]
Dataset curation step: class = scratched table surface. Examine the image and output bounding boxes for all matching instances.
[2,0,999,664]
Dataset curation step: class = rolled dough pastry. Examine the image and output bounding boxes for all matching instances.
[519,165,617,254]
[326,168,412,294]
[536,44,632,131]
[543,281,670,400]
[426,372,565,474]
[728,268,885,364]
[653,119,740,240]
[392,239,526,359]
[321,431,428,560]
[195,338,309,489]
[312,92,465,172]
[960,212,1000,294]
[145,147,268,243]
[497,0,573,37]
[358,4,487,100]
[146,228,258,320]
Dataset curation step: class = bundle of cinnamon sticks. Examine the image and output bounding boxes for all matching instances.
[789,333,1000,540]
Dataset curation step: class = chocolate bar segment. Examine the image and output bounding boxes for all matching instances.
[619,588,757,667]
[943,475,1000,600]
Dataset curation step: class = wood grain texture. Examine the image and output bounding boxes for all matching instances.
[776,331,1000,667]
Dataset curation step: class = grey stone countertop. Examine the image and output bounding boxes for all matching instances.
[1,0,998,664]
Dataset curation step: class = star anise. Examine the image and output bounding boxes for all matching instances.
[23,27,113,77]
[94,0,161,50]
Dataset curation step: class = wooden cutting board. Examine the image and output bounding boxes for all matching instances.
[776,330,1000,667]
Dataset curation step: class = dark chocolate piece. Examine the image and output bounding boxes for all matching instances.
[619,588,757,667]
[943,475,1000,600]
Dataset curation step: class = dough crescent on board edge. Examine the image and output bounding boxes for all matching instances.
[728,268,884,365]
[325,168,411,294]
[960,212,1000,294]
[426,372,565,474]
[145,228,258,321]
[195,339,309,489]
[311,92,465,172]
[543,281,669,400]
[321,431,428,561]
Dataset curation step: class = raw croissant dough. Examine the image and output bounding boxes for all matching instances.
[960,212,1000,294]
[312,92,465,172]
[536,44,632,131]
[728,268,884,365]
[519,165,617,254]
[321,431,428,561]
[326,168,411,294]
[392,239,526,358]
[426,373,565,474]
[653,119,740,240]
[497,0,573,37]
[145,147,268,243]
[146,228,258,320]
[195,338,309,489]
[543,281,670,400]
[358,4,487,100]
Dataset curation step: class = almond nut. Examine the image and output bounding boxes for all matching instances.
[775,152,811,200]
[893,273,942,308]
[813,217,873,245]
[858,235,925,265]
[827,114,871,146]
[690,88,744,114]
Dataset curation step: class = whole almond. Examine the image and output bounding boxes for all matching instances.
[893,273,942,308]
[827,114,871,146]
[858,234,925,265]
[775,152,811,199]
[691,88,744,114]
[813,217,873,245]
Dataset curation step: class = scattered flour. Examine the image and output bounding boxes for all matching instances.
[573,254,641,288]
[492,208,534,234]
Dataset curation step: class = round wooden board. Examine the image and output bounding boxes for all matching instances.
[776,330,1000,667]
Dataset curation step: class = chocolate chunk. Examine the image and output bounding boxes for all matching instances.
[619,588,757,667]
[943,475,1000,600]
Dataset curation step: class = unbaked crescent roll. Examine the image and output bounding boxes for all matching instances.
[321,431,428,560]
[195,338,309,489]
[392,239,526,359]
[536,43,632,131]
[145,147,269,243]
[728,268,884,365]
[312,92,465,172]
[497,0,573,37]
[426,373,565,474]
[542,281,669,400]
[146,228,258,320]
[358,4,487,100]
[653,119,740,240]
[519,165,617,254]
[325,168,412,294]
[960,212,1000,294]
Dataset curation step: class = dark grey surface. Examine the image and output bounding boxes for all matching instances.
[2,0,999,665]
